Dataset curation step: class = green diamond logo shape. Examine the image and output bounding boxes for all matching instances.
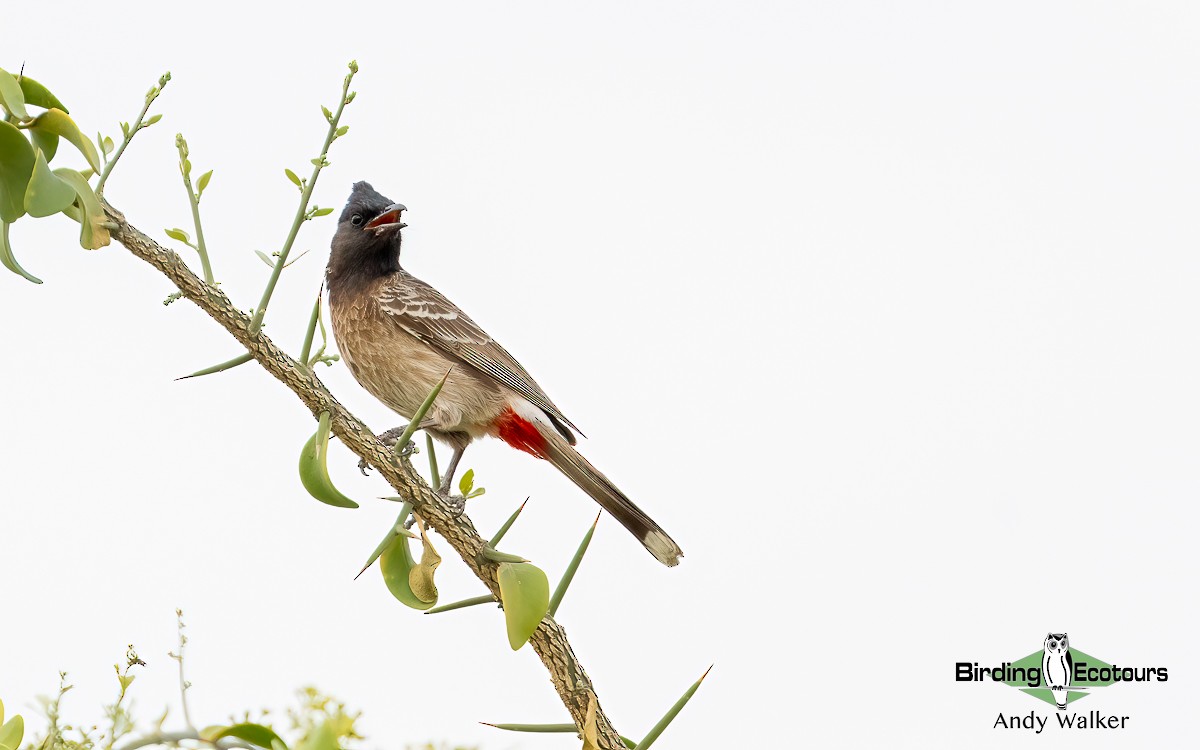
[1001,647,1118,707]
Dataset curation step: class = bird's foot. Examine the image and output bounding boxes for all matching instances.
[358,426,417,475]
[430,470,471,517]
[433,480,468,517]
[398,493,466,532]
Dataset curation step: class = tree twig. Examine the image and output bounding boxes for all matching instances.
[99,200,631,750]
[248,64,355,334]
[96,73,170,196]
[173,135,214,284]
[115,731,251,750]
[169,609,196,731]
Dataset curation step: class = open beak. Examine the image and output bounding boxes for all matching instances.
[365,203,408,230]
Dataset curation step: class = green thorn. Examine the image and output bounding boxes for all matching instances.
[176,351,253,379]
[354,501,414,579]
[423,594,497,614]
[426,433,440,488]
[548,512,600,618]
[482,547,529,564]
[634,665,713,749]
[488,498,528,548]
[393,369,450,456]
[480,723,635,748]
[298,291,321,369]
[481,723,578,733]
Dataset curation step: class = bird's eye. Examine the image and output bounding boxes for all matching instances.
[351,214,364,226]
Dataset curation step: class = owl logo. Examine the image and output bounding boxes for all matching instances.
[1042,633,1073,710]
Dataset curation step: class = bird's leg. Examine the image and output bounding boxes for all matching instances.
[400,446,468,530]
[439,446,465,496]
[357,422,435,475]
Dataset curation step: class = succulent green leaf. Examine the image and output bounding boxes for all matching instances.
[255,250,276,268]
[0,715,23,750]
[0,69,29,121]
[321,105,333,123]
[145,113,163,126]
[298,411,359,508]
[32,109,101,173]
[335,125,349,137]
[25,150,77,218]
[1,220,41,283]
[53,168,110,249]
[197,169,212,195]
[17,76,68,112]
[380,529,435,610]
[31,128,58,163]
[497,561,550,650]
[202,723,286,750]
[458,468,475,496]
[407,521,441,605]
[165,228,191,243]
[284,168,302,187]
[0,121,35,222]
[101,135,115,155]
[0,697,5,727]
[312,207,333,217]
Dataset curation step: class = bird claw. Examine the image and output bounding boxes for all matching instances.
[359,426,418,474]
[442,491,467,518]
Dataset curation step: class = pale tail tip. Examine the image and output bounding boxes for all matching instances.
[645,529,684,567]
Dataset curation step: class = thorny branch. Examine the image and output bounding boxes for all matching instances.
[98,200,628,750]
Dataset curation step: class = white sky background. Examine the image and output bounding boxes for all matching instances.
[3,1,1198,747]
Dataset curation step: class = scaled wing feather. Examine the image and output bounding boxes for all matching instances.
[378,272,582,440]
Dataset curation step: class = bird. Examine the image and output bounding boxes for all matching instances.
[1042,633,1073,710]
[325,181,683,567]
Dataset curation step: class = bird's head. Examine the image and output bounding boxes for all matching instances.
[1044,633,1069,653]
[327,181,407,293]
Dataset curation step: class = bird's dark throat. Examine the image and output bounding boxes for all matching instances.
[326,240,402,300]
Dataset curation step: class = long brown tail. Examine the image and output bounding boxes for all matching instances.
[535,424,683,567]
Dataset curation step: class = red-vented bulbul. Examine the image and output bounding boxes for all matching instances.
[326,182,683,567]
